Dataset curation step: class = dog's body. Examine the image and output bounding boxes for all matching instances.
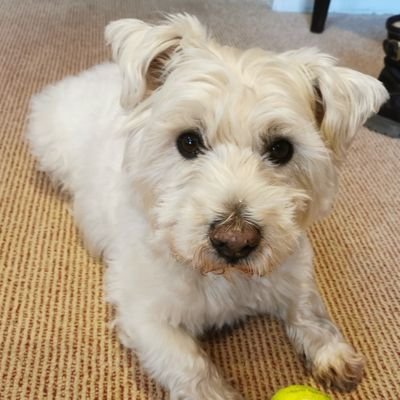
[27,15,388,400]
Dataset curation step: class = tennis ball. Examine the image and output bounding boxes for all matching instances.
[271,385,331,400]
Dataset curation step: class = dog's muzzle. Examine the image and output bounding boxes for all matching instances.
[209,218,261,263]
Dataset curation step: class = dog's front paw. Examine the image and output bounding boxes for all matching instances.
[310,342,365,391]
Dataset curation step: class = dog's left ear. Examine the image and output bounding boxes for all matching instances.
[105,14,208,109]
[313,64,389,161]
[285,49,389,161]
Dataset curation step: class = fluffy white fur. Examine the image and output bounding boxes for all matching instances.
[26,14,388,400]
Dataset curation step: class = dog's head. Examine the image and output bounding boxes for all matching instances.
[106,14,388,276]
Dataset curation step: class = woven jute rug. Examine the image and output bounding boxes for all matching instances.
[1,1,399,399]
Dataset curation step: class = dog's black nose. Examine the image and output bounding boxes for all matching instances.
[209,219,261,263]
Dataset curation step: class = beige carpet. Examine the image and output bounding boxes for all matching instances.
[1,0,399,399]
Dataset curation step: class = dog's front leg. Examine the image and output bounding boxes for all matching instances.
[266,240,364,391]
[282,284,364,391]
[119,319,243,400]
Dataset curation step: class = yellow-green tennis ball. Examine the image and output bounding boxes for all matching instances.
[272,385,331,400]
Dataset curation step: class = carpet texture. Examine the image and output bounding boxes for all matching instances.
[1,1,399,399]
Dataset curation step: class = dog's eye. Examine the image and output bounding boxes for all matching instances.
[265,138,293,165]
[176,130,204,159]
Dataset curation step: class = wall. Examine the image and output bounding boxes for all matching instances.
[271,0,398,15]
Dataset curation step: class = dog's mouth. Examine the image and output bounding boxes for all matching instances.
[189,242,275,277]
[167,222,294,278]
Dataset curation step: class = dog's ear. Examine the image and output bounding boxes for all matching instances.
[285,49,388,161]
[105,14,208,109]
[312,64,388,161]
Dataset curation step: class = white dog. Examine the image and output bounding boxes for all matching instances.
[27,14,388,400]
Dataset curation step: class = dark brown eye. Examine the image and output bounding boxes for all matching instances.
[265,138,293,165]
[176,130,204,159]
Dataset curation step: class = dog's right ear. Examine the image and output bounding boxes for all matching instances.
[105,14,208,109]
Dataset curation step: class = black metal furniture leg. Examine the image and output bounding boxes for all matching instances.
[311,0,331,33]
